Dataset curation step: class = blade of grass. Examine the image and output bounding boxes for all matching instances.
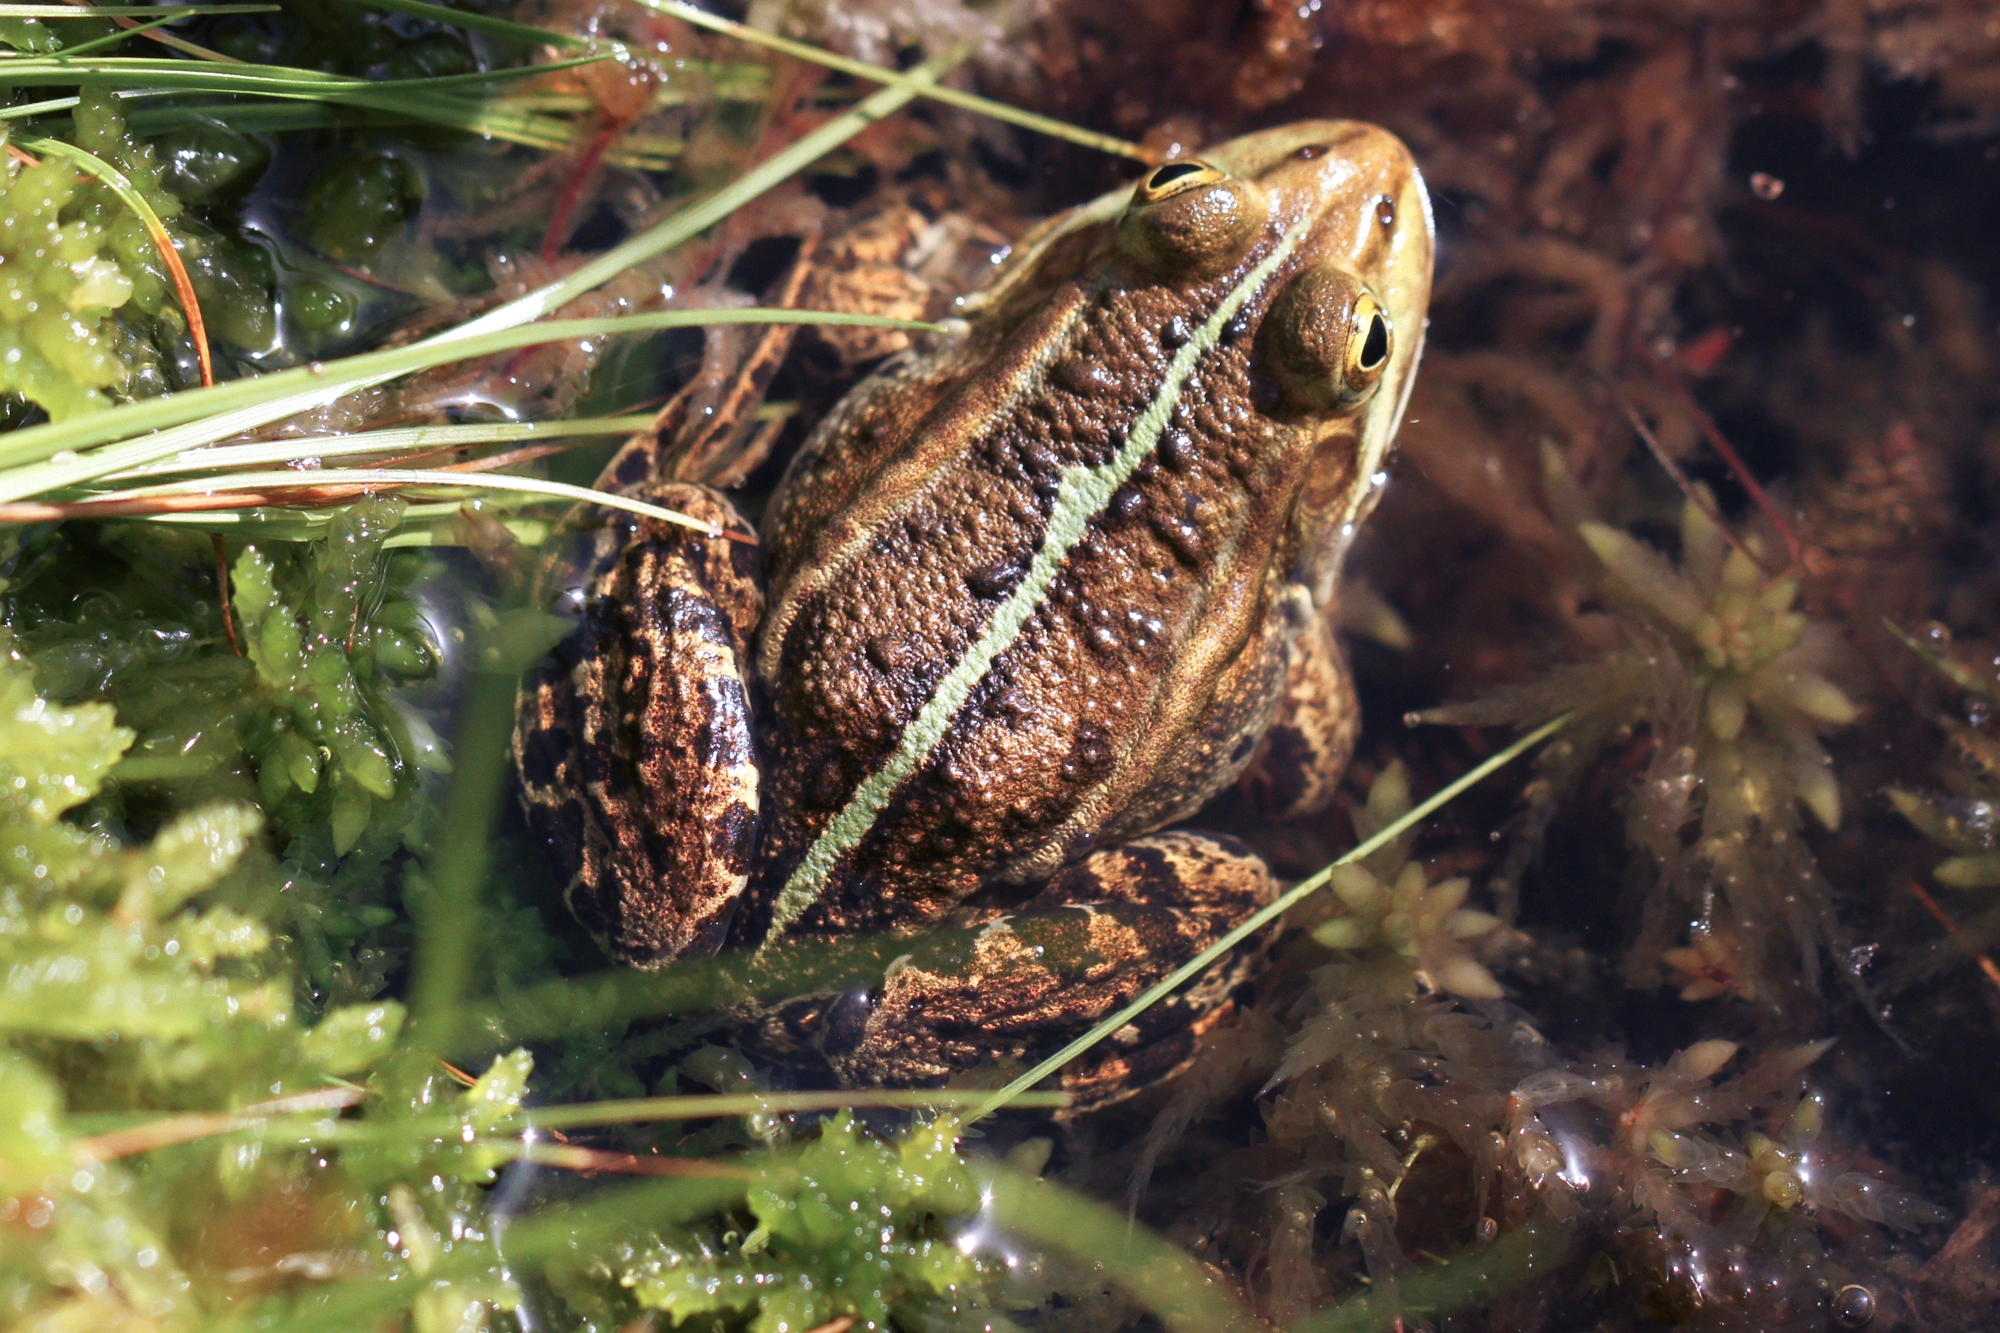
[433,927,976,1054]
[0,50,961,484]
[1291,1222,1574,1333]
[221,1176,751,1333]
[48,0,242,61]
[982,1169,1261,1333]
[67,1088,1065,1151]
[140,503,555,546]
[0,96,80,122]
[0,308,937,497]
[38,10,195,58]
[111,415,650,478]
[351,0,589,47]
[965,713,1575,1122]
[524,1087,1068,1131]
[0,61,620,159]
[0,3,273,12]
[632,0,1153,161]
[0,469,746,533]
[1884,617,1995,699]
[0,54,605,93]
[21,135,212,386]
[440,45,963,338]
[406,665,516,1039]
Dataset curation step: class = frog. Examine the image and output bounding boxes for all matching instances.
[515,120,1434,1112]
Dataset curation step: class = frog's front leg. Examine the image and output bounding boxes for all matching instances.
[514,482,765,966]
[819,832,1277,1114]
[1241,584,1360,820]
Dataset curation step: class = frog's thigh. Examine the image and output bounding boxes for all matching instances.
[826,832,1276,1114]
[1240,588,1358,820]
[514,482,764,967]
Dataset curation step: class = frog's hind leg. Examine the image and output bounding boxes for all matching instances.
[1239,585,1360,820]
[821,832,1277,1115]
[513,482,765,967]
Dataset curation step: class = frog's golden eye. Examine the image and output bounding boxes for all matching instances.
[1260,263,1394,412]
[1136,160,1226,204]
[1119,160,1267,276]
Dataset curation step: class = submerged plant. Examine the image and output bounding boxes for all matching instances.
[1253,765,1527,1284]
[560,1112,994,1333]
[1423,453,1861,1007]
[6,499,455,1009]
[1878,625,2000,989]
[0,92,198,419]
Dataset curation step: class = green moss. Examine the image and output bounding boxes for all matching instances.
[553,1112,996,1333]
[301,151,427,263]
[1423,457,1862,1002]
[0,91,199,418]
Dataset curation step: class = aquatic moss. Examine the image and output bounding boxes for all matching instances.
[1423,460,1861,1006]
[556,1111,995,1333]
[4,500,464,1016]
[1308,762,1505,1001]
[0,544,1004,1331]
[0,91,199,418]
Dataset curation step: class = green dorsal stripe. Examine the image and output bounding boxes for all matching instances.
[758,210,1318,952]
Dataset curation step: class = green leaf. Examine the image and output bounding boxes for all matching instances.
[1578,521,1706,631]
[0,1049,70,1195]
[117,803,261,921]
[299,1001,407,1074]
[0,656,133,823]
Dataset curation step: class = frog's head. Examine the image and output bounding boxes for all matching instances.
[1114,122,1435,599]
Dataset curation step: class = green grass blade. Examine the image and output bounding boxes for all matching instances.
[1884,616,1994,699]
[111,415,649,478]
[983,1169,1262,1333]
[966,713,1575,1122]
[19,137,172,244]
[84,468,741,534]
[1291,1223,1574,1333]
[407,669,517,1040]
[0,56,614,148]
[432,929,964,1054]
[38,11,187,57]
[0,308,936,500]
[0,96,78,122]
[0,3,273,12]
[0,53,609,98]
[439,45,964,339]
[632,0,1152,161]
[0,55,960,488]
[524,1088,1067,1130]
[218,1177,750,1333]
[351,0,589,47]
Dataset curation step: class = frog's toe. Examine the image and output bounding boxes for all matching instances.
[823,832,1277,1114]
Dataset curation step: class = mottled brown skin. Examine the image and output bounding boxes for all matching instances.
[515,484,763,964]
[826,833,1279,1112]
[515,121,1433,1109]
[745,122,1432,941]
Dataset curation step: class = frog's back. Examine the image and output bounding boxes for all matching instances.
[743,121,1434,945]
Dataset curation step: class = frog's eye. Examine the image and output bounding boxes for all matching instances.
[1136,160,1226,204]
[1260,263,1394,412]
[1118,159,1267,275]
